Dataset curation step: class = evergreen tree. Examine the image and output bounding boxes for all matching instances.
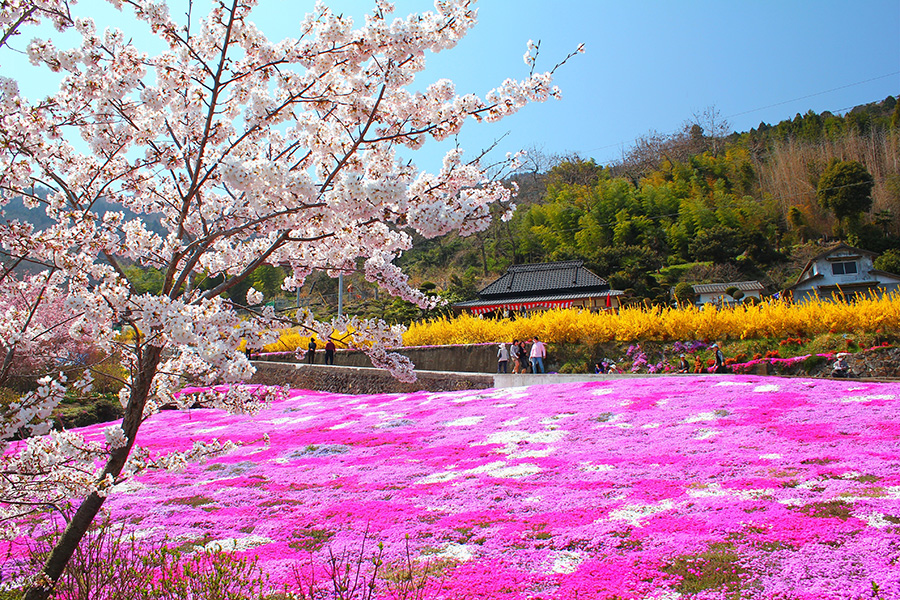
[816,160,875,231]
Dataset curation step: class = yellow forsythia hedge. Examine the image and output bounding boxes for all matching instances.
[403,293,900,346]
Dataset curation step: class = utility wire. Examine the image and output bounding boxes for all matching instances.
[578,72,900,158]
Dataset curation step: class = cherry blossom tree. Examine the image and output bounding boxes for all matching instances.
[0,0,579,596]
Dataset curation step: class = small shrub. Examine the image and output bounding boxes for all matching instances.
[90,361,128,395]
[800,355,827,373]
[12,510,272,600]
[0,387,19,409]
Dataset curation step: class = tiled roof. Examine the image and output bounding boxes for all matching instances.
[691,281,764,294]
[455,290,622,308]
[478,261,609,300]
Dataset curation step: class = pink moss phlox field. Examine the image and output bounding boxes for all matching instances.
[8,376,900,599]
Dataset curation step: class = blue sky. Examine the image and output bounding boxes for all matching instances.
[6,0,899,173]
[295,0,899,171]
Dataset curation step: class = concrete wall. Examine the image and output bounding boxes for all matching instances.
[249,361,493,394]
[250,361,657,394]
[261,343,502,373]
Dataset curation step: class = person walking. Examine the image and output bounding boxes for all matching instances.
[497,342,509,373]
[324,339,336,365]
[529,336,546,374]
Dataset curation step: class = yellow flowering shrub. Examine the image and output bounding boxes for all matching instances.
[403,293,900,346]
[261,328,353,353]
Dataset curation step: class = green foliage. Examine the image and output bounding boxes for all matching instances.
[122,264,165,295]
[544,157,604,188]
[673,282,695,306]
[816,159,875,225]
[90,359,128,394]
[249,265,287,300]
[688,225,741,263]
[53,393,123,429]
[874,248,900,274]
[393,97,896,300]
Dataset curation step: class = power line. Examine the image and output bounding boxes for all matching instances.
[725,73,900,120]
[578,72,900,159]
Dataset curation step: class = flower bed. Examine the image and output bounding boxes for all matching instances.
[7,376,900,598]
[403,295,900,347]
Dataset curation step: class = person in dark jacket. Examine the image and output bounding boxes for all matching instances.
[307,338,317,364]
[711,343,727,373]
[324,339,336,365]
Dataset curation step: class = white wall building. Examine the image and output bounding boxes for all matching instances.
[690,281,765,306]
[784,243,900,302]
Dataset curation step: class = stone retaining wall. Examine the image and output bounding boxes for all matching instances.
[258,343,501,373]
[755,346,900,379]
[249,361,493,394]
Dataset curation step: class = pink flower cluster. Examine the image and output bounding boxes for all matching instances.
[7,375,900,599]
[728,352,836,374]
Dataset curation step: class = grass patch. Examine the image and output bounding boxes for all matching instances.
[591,412,615,423]
[289,527,334,552]
[797,500,853,520]
[663,543,747,596]
[164,495,214,508]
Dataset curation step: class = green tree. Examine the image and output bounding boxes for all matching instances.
[121,265,165,295]
[874,249,900,275]
[688,225,741,263]
[673,281,695,306]
[249,265,286,299]
[816,160,874,230]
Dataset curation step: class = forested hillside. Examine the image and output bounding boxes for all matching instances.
[7,97,896,323]
[397,96,900,307]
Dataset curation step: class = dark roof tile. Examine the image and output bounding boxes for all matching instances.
[478,261,608,299]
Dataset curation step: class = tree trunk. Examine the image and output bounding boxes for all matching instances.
[24,345,163,600]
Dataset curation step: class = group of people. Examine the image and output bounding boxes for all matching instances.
[673,343,728,373]
[497,337,547,374]
[306,338,337,365]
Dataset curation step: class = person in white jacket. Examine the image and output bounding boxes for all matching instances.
[529,336,546,373]
[497,342,509,373]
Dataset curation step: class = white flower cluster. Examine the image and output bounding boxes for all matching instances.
[246,287,264,306]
